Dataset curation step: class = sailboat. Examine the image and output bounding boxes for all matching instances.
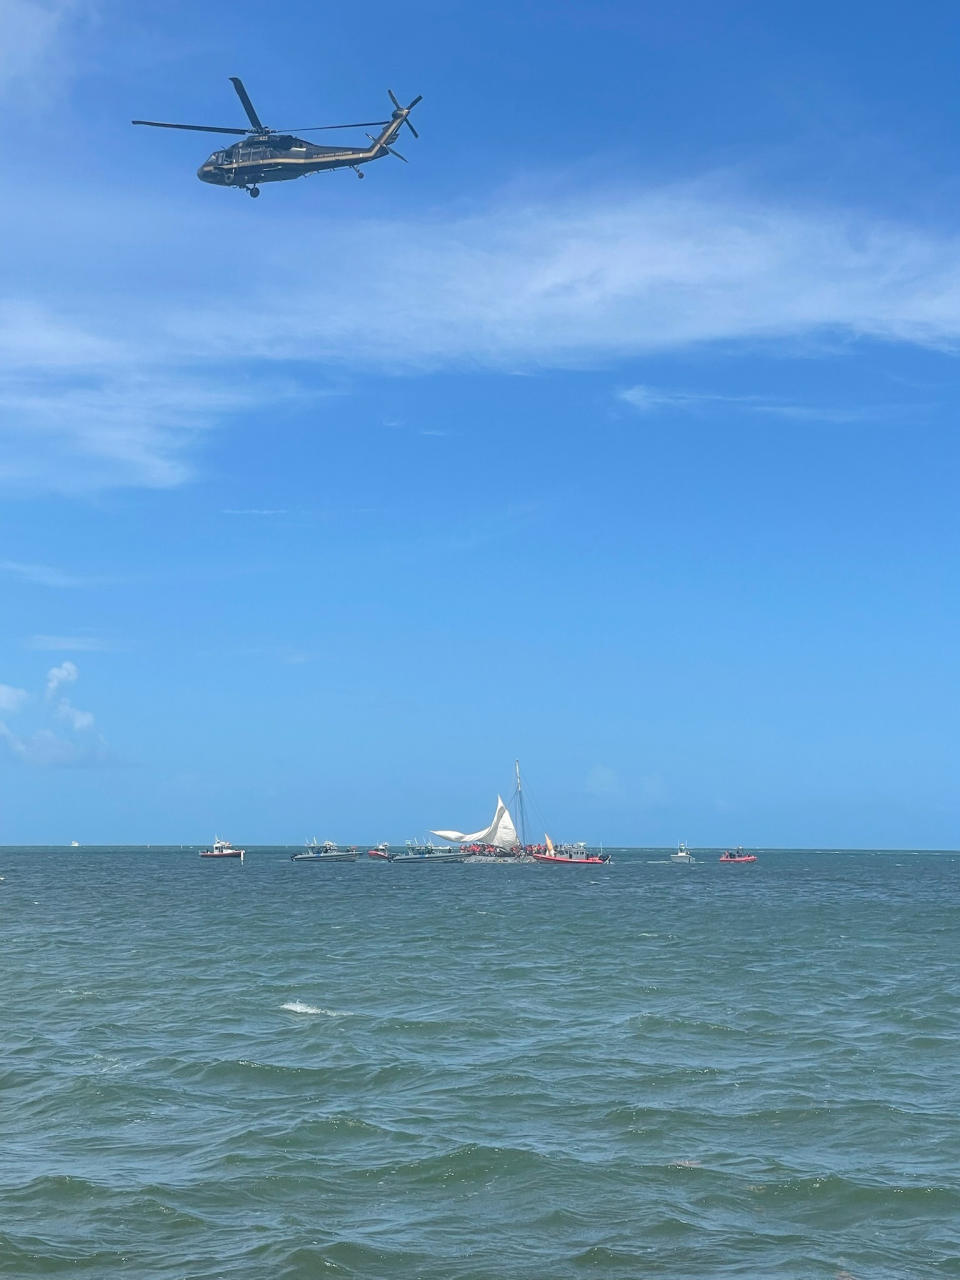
[431,763,533,862]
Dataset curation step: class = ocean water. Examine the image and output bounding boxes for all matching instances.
[1,847,958,1279]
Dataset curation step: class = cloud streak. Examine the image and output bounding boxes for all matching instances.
[0,559,90,588]
[619,384,914,424]
[26,634,112,651]
[164,187,960,366]
[7,180,960,490]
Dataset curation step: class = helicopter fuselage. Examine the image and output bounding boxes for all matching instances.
[198,134,385,186]
[197,99,415,191]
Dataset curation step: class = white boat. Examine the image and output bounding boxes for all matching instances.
[670,841,695,864]
[200,837,245,859]
[291,839,358,863]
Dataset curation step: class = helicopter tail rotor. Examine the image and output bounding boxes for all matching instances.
[388,89,422,138]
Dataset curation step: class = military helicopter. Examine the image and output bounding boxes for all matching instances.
[133,77,422,197]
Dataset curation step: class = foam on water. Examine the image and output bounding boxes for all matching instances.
[281,1000,350,1016]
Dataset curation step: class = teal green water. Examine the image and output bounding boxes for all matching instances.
[2,849,958,1279]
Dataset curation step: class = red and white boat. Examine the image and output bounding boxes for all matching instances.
[200,837,244,859]
[719,847,756,864]
[532,835,611,866]
[367,843,393,860]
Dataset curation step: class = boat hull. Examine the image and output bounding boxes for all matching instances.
[389,853,467,864]
[200,851,243,858]
[719,856,757,863]
[532,853,610,866]
[465,854,536,864]
[291,852,357,862]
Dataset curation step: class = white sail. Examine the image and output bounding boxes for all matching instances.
[432,795,519,850]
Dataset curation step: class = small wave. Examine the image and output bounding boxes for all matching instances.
[281,1000,351,1016]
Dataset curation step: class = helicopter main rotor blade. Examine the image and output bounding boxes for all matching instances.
[276,120,390,132]
[229,77,264,131]
[131,120,250,134]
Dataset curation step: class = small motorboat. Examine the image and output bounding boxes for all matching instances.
[719,846,757,864]
[200,837,244,859]
[367,842,393,860]
[291,839,357,862]
[670,842,695,864]
[389,841,467,864]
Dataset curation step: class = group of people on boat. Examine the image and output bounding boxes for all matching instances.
[719,846,757,863]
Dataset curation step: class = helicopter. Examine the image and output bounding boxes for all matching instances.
[133,77,422,197]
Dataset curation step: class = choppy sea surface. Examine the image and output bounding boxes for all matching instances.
[1,847,959,1279]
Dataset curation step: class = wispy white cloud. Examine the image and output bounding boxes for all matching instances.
[56,698,94,731]
[619,384,908,423]
[26,634,112,651]
[0,659,105,766]
[0,723,104,766]
[0,560,89,588]
[6,180,960,491]
[45,660,78,698]
[0,683,29,713]
[221,509,288,517]
[161,187,960,367]
[0,361,267,492]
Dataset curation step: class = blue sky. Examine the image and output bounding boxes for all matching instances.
[1,0,957,846]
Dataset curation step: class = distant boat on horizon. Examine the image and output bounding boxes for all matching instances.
[200,837,244,859]
[291,839,357,863]
[720,846,757,864]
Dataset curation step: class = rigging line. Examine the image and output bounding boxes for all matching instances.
[506,772,527,847]
[516,765,550,839]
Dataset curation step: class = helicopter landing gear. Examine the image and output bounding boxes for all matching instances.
[352,166,365,180]
[248,186,260,198]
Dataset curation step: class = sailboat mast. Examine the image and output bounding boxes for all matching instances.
[515,759,527,847]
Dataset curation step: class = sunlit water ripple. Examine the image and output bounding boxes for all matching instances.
[1,848,958,1278]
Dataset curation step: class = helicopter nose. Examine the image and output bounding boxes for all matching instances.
[197,163,223,185]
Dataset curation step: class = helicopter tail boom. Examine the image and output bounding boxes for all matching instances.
[362,92,422,160]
